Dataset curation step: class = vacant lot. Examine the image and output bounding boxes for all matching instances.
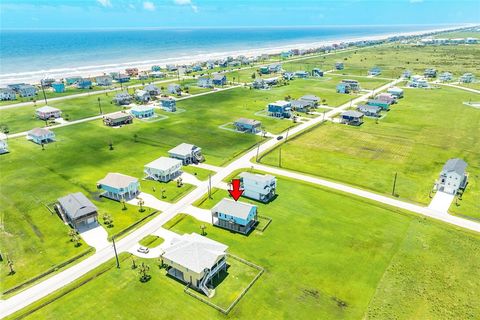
[12,175,480,319]
[260,86,480,219]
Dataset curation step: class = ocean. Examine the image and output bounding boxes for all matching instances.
[0,25,448,84]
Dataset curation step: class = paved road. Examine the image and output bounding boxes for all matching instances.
[436,82,480,94]
[2,76,478,318]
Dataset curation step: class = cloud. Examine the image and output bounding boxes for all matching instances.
[129,4,136,9]
[143,1,156,11]
[173,0,198,13]
[97,0,112,7]
[409,0,424,3]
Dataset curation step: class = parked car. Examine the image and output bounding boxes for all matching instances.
[137,246,149,254]
[276,135,284,140]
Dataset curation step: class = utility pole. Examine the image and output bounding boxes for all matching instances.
[392,172,398,196]
[112,236,120,268]
[255,143,260,162]
[208,174,212,199]
[285,128,290,142]
[278,147,282,168]
[97,97,103,114]
[40,82,48,105]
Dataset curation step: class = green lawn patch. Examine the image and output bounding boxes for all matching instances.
[138,235,164,248]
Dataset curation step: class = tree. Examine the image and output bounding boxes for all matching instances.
[161,188,166,199]
[109,141,114,150]
[138,198,145,212]
[200,224,207,236]
[177,177,183,187]
[103,213,113,228]
[120,198,127,210]
[131,257,137,269]
[133,133,138,142]
[68,230,81,247]
[251,73,256,79]
[7,258,15,275]
[138,262,151,282]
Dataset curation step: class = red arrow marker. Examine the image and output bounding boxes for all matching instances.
[228,179,244,201]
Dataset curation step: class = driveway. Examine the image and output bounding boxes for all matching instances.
[428,191,455,213]
[77,223,110,251]
[183,205,212,223]
[127,192,171,211]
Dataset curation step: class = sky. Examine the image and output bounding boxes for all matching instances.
[0,0,479,30]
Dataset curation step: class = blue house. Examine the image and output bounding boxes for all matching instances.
[168,83,181,95]
[18,85,37,97]
[283,72,295,80]
[0,88,16,101]
[402,70,412,79]
[335,62,344,70]
[439,72,453,82]
[336,83,351,94]
[460,73,475,83]
[268,100,292,118]
[259,66,270,74]
[192,65,202,72]
[387,87,404,98]
[368,67,382,76]
[151,65,161,72]
[197,77,213,88]
[211,198,258,235]
[294,71,309,78]
[340,110,364,126]
[27,127,55,144]
[212,74,227,86]
[76,79,92,89]
[96,75,113,86]
[367,99,390,110]
[424,68,437,78]
[52,82,65,93]
[113,93,132,105]
[342,79,360,91]
[234,118,262,133]
[312,68,324,77]
[97,173,140,201]
[160,98,177,112]
[281,51,292,59]
[131,105,155,118]
[239,172,276,203]
[65,77,82,85]
[116,74,131,83]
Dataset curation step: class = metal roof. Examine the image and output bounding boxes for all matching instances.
[234,118,261,126]
[58,192,97,220]
[168,143,200,156]
[341,110,364,118]
[211,198,256,220]
[442,158,467,176]
[36,106,60,113]
[162,233,228,274]
[97,173,138,189]
[300,95,320,101]
[240,172,275,184]
[28,127,53,137]
[145,157,182,171]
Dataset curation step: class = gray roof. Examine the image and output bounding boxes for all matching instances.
[169,143,200,156]
[442,158,467,176]
[213,74,226,80]
[212,198,256,220]
[28,127,53,137]
[341,110,364,118]
[357,104,381,112]
[235,118,261,126]
[145,156,182,170]
[58,192,97,220]
[290,100,312,108]
[239,172,275,184]
[162,233,228,274]
[36,106,61,113]
[106,112,132,120]
[300,95,320,102]
[144,84,160,91]
[97,173,138,189]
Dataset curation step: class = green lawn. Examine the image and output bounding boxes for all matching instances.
[13,175,480,319]
[138,235,164,248]
[259,86,480,219]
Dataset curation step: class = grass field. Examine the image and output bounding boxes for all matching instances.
[138,235,164,248]
[259,86,480,219]
[11,175,480,319]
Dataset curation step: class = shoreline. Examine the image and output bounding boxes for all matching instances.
[0,24,472,86]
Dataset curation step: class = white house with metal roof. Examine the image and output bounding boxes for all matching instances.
[56,192,98,229]
[161,233,228,296]
[35,106,62,120]
[0,133,8,154]
[239,172,277,203]
[168,143,204,164]
[144,157,183,182]
[211,198,258,235]
[436,158,468,195]
[97,173,140,201]
[27,127,56,144]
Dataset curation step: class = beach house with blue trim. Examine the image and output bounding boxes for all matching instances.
[52,82,65,93]
[460,73,475,83]
[144,157,183,182]
[144,84,161,96]
[168,84,181,95]
[294,70,309,78]
[335,62,344,70]
[234,118,262,134]
[336,82,351,94]
[367,99,390,110]
[340,110,364,126]
[18,85,37,97]
[76,79,92,89]
[113,92,132,105]
[387,87,404,98]
[134,89,150,103]
[96,75,113,86]
[97,173,140,201]
[268,100,292,118]
[160,97,177,112]
[0,88,16,101]
[65,77,82,85]
[212,74,227,86]
[27,127,56,144]
[312,68,323,77]
[0,133,8,154]
[211,198,258,235]
[151,65,161,72]
[239,172,276,203]
[197,77,213,88]
[131,105,155,118]
[115,74,131,83]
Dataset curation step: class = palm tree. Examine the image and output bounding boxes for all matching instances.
[103,213,113,228]
[161,188,166,199]
[7,258,15,275]
[138,262,151,282]
[200,224,207,236]
[138,198,145,212]
[68,229,77,242]
[131,257,137,269]
[133,133,138,142]
[120,198,127,210]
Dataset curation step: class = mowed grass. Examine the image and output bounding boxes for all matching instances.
[260,86,480,218]
[15,175,480,319]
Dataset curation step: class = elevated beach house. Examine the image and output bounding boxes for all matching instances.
[0,88,16,101]
[18,84,37,97]
[436,158,468,195]
[368,67,382,76]
[96,75,113,86]
[144,84,161,96]
[113,92,132,105]
[312,68,324,77]
[160,97,177,112]
[125,68,139,76]
[144,156,183,182]
[56,192,98,229]
[367,99,391,110]
[439,72,453,82]
[197,77,213,88]
[340,110,364,126]
[459,73,475,83]
[151,65,161,72]
[115,73,131,83]
[35,106,62,120]
[0,133,8,154]
[408,75,429,88]
[211,198,258,235]
[52,81,65,93]
[131,105,155,119]
[357,104,382,117]
[239,172,277,203]
[387,87,404,98]
[103,112,133,127]
[97,173,140,201]
[41,78,55,87]
[150,71,166,79]
[268,100,292,118]
[212,74,227,86]
[341,79,361,91]
[160,233,228,296]
[375,93,397,104]
[424,68,437,78]
[290,99,313,112]
[76,78,92,89]
[234,118,262,134]
[134,89,151,103]
[252,79,269,90]
[27,128,56,144]
[294,70,309,78]
[168,143,204,164]
[168,84,181,95]
[283,72,295,80]
[300,94,320,106]
[336,82,351,94]
[335,62,344,70]
[65,76,82,85]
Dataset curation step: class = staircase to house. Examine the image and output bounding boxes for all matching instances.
[198,260,226,297]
